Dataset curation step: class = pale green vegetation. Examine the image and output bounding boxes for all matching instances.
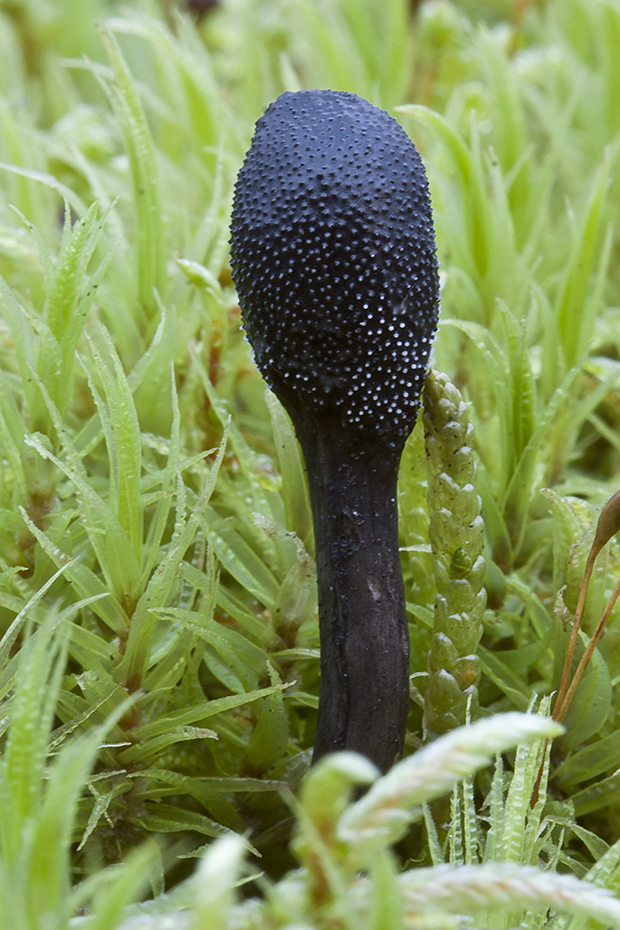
[1,0,620,926]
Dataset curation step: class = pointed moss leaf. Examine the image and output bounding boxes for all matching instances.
[75,843,159,930]
[572,769,620,818]
[477,646,531,710]
[204,505,280,609]
[368,850,404,930]
[555,150,611,369]
[132,803,232,839]
[554,730,620,789]
[499,303,536,468]
[0,621,137,921]
[197,370,287,530]
[253,513,317,642]
[97,24,165,316]
[18,504,127,635]
[120,681,292,762]
[140,365,182,583]
[586,823,620,888]
[176,257,222,293]
[390,863,620,928]
[135,424,228,629]
[24,369,142,612]
[272,549,317,644]
[561,634,612,749]
[122,725,218,764]
[129,297,176,437]
[155,607,266,691]
[266,390,312,542]
[215,586,278,647]
[28,727,116,919]
[449,782,465,866]
[0,162,87,216]
[0,623,67,850]
[132,770,282,833]
[0,561,81,692]
[189,833,246,930]
[244,664,289,774]
[501,361,584,541]
[398,105,497,297]
[337,714,562,852]
[568,823,611,865]
[502,717,551,864]
[462,776,481,865]
[32,201,116,420]
[397,104,473,211]
[0,276,40,413]
[0,370,28,498]
[105,11,226,154]
[84,325,143,573]
[295,751,378,860]
[540,487,592,604]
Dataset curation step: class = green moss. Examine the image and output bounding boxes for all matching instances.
[1,0,620,925]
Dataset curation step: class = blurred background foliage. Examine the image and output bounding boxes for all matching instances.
[1,0,620,919]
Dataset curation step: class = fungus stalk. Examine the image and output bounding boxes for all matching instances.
[294,416,409,767]
[230,90,439,772]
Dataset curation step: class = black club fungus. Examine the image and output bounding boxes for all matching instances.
[230,89,440,772]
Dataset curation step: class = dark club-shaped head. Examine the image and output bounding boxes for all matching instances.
[230,89,439,449]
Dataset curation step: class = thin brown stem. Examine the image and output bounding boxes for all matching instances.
[554,490,620,721]
[552,545,599,722]
[554,572,620,724]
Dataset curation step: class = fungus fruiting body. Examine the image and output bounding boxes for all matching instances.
[230,89,439,772]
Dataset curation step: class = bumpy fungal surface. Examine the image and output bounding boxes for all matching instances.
[230,89,439,445]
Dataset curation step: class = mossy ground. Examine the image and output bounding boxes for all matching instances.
[1,0,620,927]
